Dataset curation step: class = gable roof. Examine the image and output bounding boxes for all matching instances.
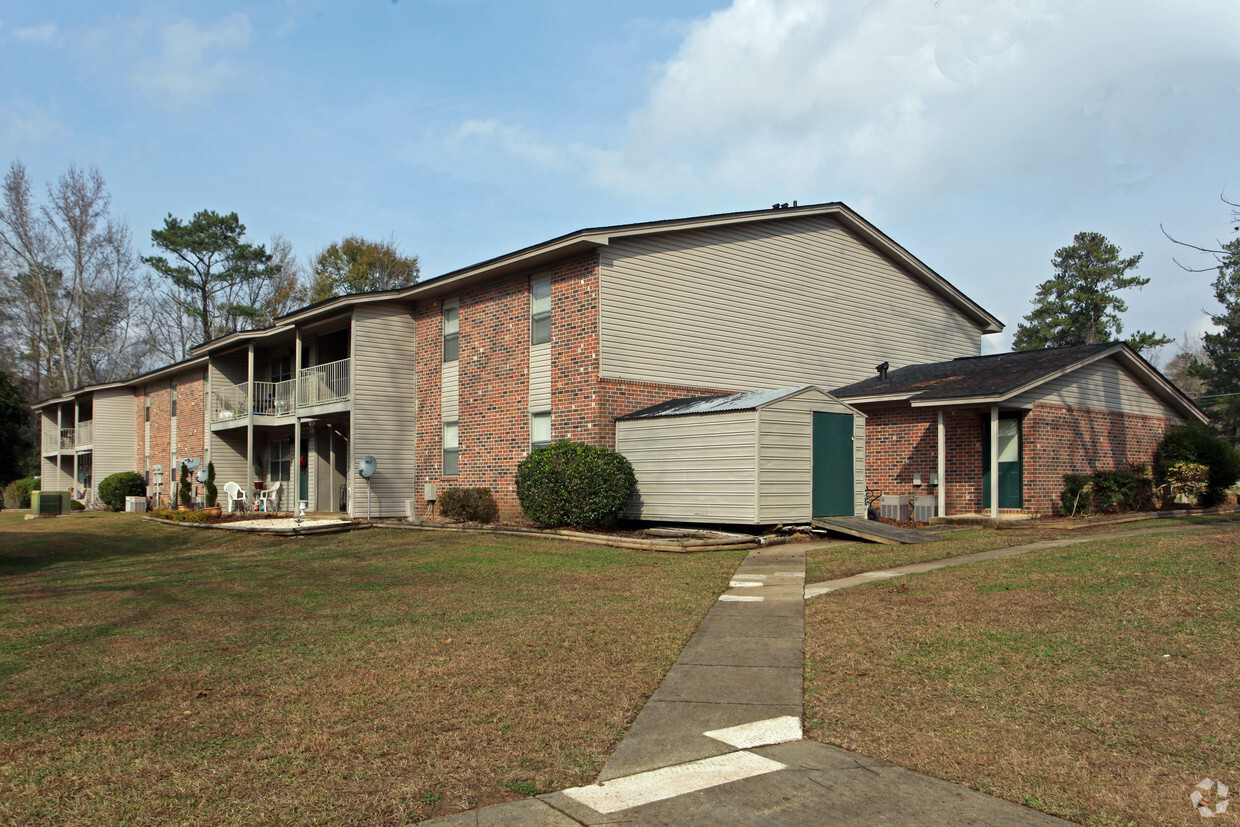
[190,201,1002,358]
[831,343,1208,423]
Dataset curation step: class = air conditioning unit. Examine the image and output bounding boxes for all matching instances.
[881,494,938,522]
[30,490,69,516]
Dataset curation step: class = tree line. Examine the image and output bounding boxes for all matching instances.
[0,160,419,405]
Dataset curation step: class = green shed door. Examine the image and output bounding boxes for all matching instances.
[982,415,1022,509]
[812,412,854,517]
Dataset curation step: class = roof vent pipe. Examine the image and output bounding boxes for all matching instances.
[875,361,889,381]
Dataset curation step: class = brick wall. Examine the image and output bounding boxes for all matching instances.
[1023,403,1174,514]
[410,251,736,520]
[134,368,207,507]
[862,402,1178,516]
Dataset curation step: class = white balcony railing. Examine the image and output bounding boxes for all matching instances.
[210,382,250,423]
[60,428,75,450]
[298,358,350,408]
[76,420,93,447]
[253,379,295,416]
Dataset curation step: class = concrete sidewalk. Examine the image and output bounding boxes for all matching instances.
[427,544,1066,825]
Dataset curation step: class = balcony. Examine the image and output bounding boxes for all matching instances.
[60,428,75,450]
[210,359,351,425]
[297,357,350,408]
[76,420,93,448]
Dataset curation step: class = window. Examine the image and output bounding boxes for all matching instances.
[170,381,177,418]
[443,421,459,476]
[270,440,292,483]
[531,411,551,449]
[144,391,150,422]
[443,305,459,362]
[531,276,551,345]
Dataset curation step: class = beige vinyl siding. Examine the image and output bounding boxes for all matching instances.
[210,350,248,386]
[1008,359,1181,419]
[209,430,250,498]
[442,361,459,421]
[617,413,758,523]
[93,389,137,482]
[41,456,71,490]
[754,390,865,522]
[529,342,551,410]
[352,303,418,517]
[599,215,981,391]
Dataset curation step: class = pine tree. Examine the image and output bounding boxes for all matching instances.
[1013,231,1171,353]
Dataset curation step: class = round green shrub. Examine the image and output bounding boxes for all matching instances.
[2,476,39,510]
[97,471,146,512]
[438,486,499,523]
[1156,424,1240,506]
[515,440,636,529]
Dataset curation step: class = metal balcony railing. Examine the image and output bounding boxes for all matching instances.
[297,358,350,408]
[210,382,250,423]
[253,379,295,416]
[60,428,75,450]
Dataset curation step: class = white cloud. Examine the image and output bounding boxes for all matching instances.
[450,0,1240,210]
[13,22,59,44]
[0,103,66,156]
[131,13,254,103]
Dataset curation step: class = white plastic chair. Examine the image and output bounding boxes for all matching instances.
[223,481,247,514]
[260,481,281,512]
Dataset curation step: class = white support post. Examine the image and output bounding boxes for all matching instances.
[937,410,946,518]
[989,405,999,519]
[246,344,255,497]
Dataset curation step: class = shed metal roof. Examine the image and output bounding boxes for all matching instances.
[618,386,812,420]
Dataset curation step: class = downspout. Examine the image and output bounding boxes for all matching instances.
[937,410,945,518]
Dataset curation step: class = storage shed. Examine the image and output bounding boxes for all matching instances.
[615,386,866,525]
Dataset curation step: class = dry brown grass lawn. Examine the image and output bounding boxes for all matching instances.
[804,522,1240,826]
[0,512,746,824]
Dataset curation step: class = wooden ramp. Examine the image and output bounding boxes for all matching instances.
[811,516,940,545]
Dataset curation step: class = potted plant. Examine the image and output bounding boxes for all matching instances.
[203,461,220,517]
[178,464,192,510]
[253,461,265,492]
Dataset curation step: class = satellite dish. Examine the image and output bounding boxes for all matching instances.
[182,457,201,472]
[195,467,209,484]
[358,455,377,479]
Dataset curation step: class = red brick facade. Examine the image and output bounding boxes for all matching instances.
[408,252,736,519]
[863,402,1178,516]
[134,368,207,507]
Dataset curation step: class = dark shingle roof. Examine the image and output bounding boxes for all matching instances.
[831,344,1120,401]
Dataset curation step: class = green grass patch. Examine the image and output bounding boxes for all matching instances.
[0,511,745,823]
[804,521,1240,826]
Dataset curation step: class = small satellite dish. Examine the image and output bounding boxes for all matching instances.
[358,455,377,479]
[195,467,209,484]
[182,457,201,472]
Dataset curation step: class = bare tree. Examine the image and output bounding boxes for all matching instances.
[0,161,149,399]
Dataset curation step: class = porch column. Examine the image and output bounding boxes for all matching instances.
[72,402,79,495]
[246,344,255,494]
[937,410,946,518]
[294,329,303,512]
[989,405,999,518]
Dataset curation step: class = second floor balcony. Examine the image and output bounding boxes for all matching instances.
[210,358,351,425]
[42,420,92,453]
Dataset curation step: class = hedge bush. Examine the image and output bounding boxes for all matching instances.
[439,487,499,523]
[2,476,39,510]
[515,439,636,529]
[1155,423,1240,506]
[97,471,146,512]
[1059,465,1155,516]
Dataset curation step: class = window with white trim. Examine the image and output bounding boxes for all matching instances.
[531,411,551,449]
[443,305,459,362]
[531,275,551,345]
[443,421,459,476]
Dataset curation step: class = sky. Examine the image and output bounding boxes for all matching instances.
[2,0,1239,362]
